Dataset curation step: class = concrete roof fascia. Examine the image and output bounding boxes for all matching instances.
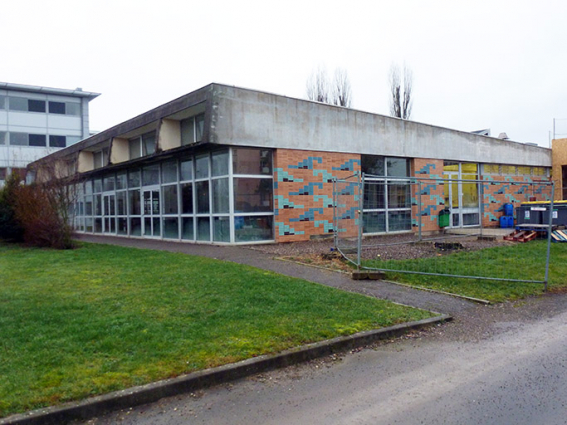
[33,84,214,165]
[0,81,100,99]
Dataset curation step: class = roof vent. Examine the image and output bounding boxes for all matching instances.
[498,132,509,140]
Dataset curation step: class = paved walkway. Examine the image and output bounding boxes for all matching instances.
[76,235,478,315]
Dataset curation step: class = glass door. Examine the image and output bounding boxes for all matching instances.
[143,188,161,237]
[102,193,116,233]
[444,162,479,228]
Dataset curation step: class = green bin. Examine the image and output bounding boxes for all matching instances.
[439,208,450,228]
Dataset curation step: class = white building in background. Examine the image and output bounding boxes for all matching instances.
[0,82,99,185]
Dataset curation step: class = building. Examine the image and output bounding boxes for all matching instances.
[29,83,554,245]
[0,82,99,185]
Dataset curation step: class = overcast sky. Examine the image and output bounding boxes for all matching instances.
[3,0,567,146]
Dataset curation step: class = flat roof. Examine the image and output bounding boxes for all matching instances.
[0,81,100,100]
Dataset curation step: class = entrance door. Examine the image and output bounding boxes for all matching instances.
[444,162,480,228]
[143,188,161,237]
[102,193,116,233]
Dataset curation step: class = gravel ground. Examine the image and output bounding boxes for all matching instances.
[251,233,513,262]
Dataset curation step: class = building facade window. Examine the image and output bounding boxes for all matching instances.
[72,147,274,244]
[362,155,411,234]
[48,101,81,116]
[180,113,205,146]
[128,131,157,159]
[8,97,46,113]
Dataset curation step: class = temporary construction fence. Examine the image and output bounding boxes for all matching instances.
[333,173,555,290]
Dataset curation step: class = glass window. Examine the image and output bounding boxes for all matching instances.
[518,166,531,176]
[364,181,385,209]
[195,114,205,142]
[116,191,127,215]
[0,168,6,180]
[84,196,93,215]
[361,155,385,176]
[501,165,516,175]
[196,181,210,213]
[0,131,6,145]
[161,161,177,183]
[212,178,229,213]
[129,190,141,215]
[388,182,411,208]
[533,167,546,177]
[234,216,274,242]
[181,183,193,214]
[28,99,46,113]
[10,132,28,146]
[181,117,195,145]
[117,218,128,235]
[195,154,209,179]
[66,136,81,146]
[84,180,93,195]
[93,179,102,193]
[213,217,230,242]
[128,170,140,188]
[94,195,102,215]
[103,175,115,192]
[130,217,142,236]
[181,217,194,240]
[142,165,159,186]
[180,159,193,181]
[363,212,386,234]
[483,164,500,174]
[387,158,409,177]
[197,217,210,241]
[234,178,273,213]
[388,211,411,232]
[85,217,94,232]
[93,151,103,169]
[8,97,27,111]
[48,101,66,114]
[94,218,102,233]
[162,185,178,214]
[129,137,141,160]
[49,135,66,147]
[0,95,5,109]
[116,172,127,190]
[142,131,156,156]
[212,150,229,176]
[163,218,179,239]
[233,148,273,175]
[66,103,81,116]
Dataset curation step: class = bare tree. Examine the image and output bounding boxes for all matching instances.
[332,68,352,107]
[389,63,413,119]
[306,67,330,103]
[307,66,353,107]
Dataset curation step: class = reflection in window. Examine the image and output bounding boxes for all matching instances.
[233,148,272,175]
[234,178,273,213]
[234,216,273,242]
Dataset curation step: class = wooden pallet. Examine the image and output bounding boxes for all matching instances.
[503,229,539,242]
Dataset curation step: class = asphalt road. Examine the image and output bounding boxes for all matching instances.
[80,292,567,425]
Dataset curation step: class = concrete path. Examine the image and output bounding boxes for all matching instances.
[76,235,477,315]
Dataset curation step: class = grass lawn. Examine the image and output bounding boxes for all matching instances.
[0,242,433,418]
[363,241,567,302]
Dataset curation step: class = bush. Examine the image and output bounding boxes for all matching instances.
[0,172,24,242]
[14,182,76,250]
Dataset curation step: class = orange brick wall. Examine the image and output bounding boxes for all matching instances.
[273,149,361,242]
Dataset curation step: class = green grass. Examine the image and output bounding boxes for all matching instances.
[363,241,567,302]
[0,242,433,418]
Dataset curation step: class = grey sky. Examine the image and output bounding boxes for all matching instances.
[3,0,567,146]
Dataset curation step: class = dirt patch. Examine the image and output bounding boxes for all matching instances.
[250,233,515,271]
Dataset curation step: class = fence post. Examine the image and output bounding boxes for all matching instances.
[418,179,422,241]
[333,178,337,251]
[357,172,364,270]
[544,182,555,291]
